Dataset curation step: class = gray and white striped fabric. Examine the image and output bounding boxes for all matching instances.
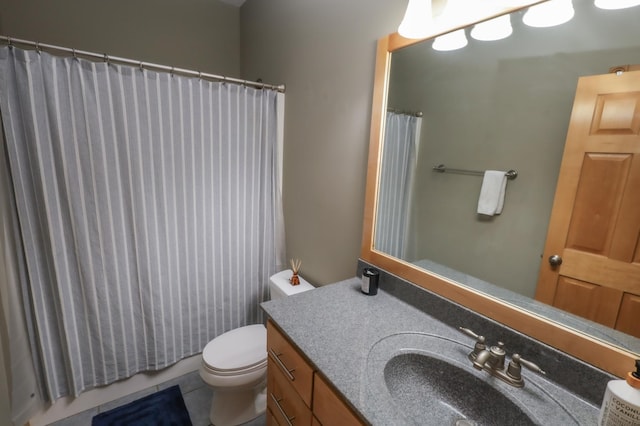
[0,46,285,400]
[375,112,421,259]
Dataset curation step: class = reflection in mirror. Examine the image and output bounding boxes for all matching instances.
[375,1,640,355]
[375,110,422,259]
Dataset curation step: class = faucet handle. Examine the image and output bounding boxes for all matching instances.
[459,327,487,360]
[459,327,485,343]
[508,354,546,377]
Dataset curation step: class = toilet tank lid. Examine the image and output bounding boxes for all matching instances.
[202,324,266,371]
[270,269,314,295]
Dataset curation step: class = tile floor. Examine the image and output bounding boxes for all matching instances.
[49,370,266,426]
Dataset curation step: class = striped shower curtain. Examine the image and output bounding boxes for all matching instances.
[375,112,421,259]
[0,46,285,400]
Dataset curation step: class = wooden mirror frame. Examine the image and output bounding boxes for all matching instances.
[360,2,635,378]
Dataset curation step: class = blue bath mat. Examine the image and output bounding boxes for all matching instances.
[92,385,192,426]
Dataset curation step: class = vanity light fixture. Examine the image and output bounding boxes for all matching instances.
[432,29,468,51]
[498,0,540,5]
[398,0,434,39]
[470,14,513,41]
[523,0,575,27]
[430,0,471,51]
[594,0,640,9]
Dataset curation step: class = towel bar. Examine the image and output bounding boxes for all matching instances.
[433,164,518,180]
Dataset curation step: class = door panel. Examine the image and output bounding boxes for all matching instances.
[560,249,640,294]
[565,153,630,255]
[610,156,640,262]
[616,294,640,337]
[553,277,622,327]
[590,91,640,135]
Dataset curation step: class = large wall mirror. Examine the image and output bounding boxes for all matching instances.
[362,0,640,378]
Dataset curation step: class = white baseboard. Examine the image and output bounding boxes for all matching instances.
[28,355,201,426]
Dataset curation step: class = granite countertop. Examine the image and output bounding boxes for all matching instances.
[260,277,600,426]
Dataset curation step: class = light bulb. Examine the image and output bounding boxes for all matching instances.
[471,14,513,41]
[432,29,468,51]
[523,0,574,27]
[594,0,640,9]
[398,0,434,39]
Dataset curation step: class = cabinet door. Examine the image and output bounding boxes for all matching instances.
[312,373,364,425]
[267,320,314,406]
[267,357,312,426]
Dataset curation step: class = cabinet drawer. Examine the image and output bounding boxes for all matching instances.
[267,357,312,426]
[267,320,314,406]
[312,373,364,425]
[267,407,280,426]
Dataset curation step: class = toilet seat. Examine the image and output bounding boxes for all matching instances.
[201,358,267,377]
[202,324,267,376]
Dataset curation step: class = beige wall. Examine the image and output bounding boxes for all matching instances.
[0,0,240,76]
[240,0,406,285]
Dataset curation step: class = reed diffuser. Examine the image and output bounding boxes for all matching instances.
[290,258,301,285]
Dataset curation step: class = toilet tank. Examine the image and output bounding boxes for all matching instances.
[269,269,314,300]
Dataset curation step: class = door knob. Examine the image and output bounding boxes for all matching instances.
[548,255,563,267]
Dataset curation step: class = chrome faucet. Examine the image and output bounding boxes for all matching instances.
[459,327,546,388]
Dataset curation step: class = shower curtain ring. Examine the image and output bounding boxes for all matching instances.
[72,48,77,60]
[7,36,12,49]
[35,42,41,53]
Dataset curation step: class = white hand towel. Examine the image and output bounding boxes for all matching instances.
[477,170,508,216]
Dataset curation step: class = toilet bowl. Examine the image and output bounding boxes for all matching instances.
[199,269,314,426]
[199,325,268,426]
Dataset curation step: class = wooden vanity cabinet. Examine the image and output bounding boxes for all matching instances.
[266,320,313,425]
[266,320,364,426]
[267,356,313,426]
[312,373,362,425]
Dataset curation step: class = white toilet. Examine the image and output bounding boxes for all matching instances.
[199,269,314,426]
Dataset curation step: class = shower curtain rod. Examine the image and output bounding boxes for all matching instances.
[387,108,423,117]
[0,35,286,93]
